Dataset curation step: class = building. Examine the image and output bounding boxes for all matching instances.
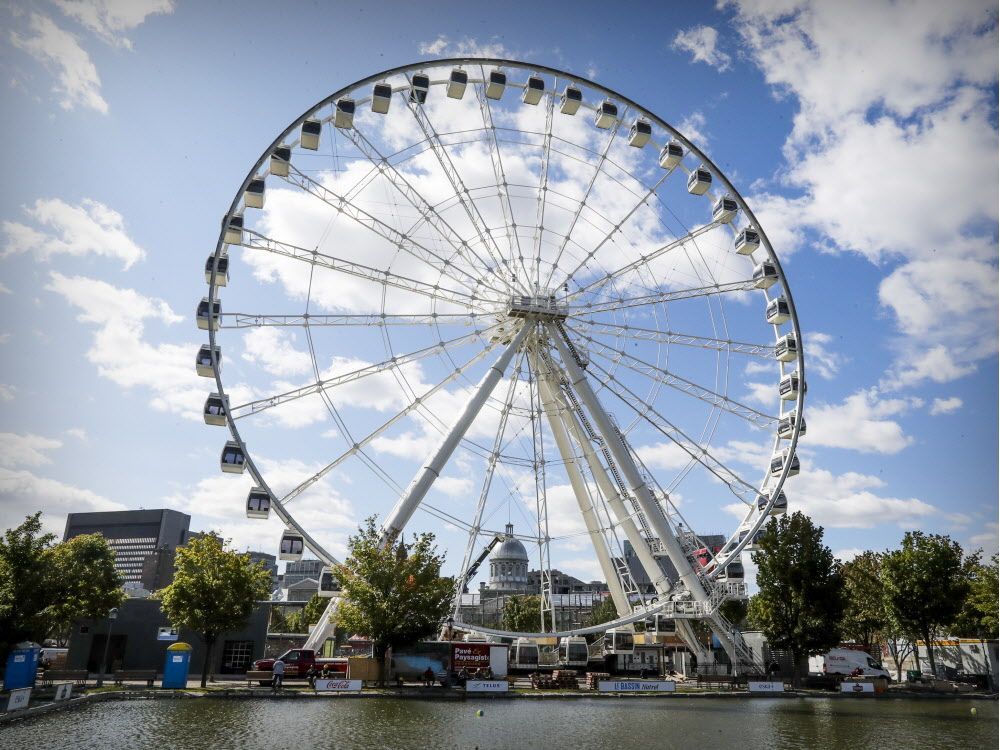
[526,569,605,595]
[623,533,728,593]
[248,551,279,593]
[64,509,191,588]
[286,577,319,602]
[483,523,530,594]
[282,559,323,590]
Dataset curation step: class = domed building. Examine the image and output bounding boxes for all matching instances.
[485,523,530,594]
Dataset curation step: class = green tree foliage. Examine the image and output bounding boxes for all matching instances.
[584,596,619,630]
[332,517,453,681]
[750,512,845,683]
[285,594,328,634]
[719,598,749,627]
[881,531,968,677]
[0,514,123,663]
[952,553,998,689]
[501,595,549,633]
[839,551,889,656]
[158,535,272,687]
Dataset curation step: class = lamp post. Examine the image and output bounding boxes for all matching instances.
[95,607,119,687]
[445,616,454,688]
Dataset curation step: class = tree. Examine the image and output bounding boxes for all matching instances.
[158,535,272,688]
[332,517,453,683]
[719,598,749,627]
[750,512,845,684]
[285,594,328,634]
[839,551,889,656]
[0,514,54,664]
[584,596,619,631]
[501,595,549,633]
[44,533,124,645]
[952,553,998,689]
[882,531,968,677]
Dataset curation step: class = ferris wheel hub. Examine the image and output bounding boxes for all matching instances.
[506,293,568,321]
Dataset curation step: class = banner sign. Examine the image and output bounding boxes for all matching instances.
[54,683,73,702]
[157,627,180,642]
[452,643,492,670]
[466,680,509,693]
[6,688,31,712]
[841,681,875,694]
[748,681,784,693]
[315,679,362,692]
[598,680,676,692]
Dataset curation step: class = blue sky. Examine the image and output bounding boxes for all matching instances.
[0,0,996,587]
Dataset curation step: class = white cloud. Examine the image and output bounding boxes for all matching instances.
[672,25,731,71]
[0,282,10,294]
[805,332,844,380]
[418,35,509,58]
[0,466,125,538]
[0,384,14,401]
[881,345,976,390]
[677,111,709,148]
[0,432,63,468]
[54,0,174,49]
[929,397,962,416]
[241,328,312,378]
[832,548,864,562]
[10,13,108,113]
[968,522,998,556]
[433,476,474,498]
[807,389,919,454]
[3,198,145,268]
[636,441,692,471]
[65,427,88,441]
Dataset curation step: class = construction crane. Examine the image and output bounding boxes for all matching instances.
[462,534,505,593]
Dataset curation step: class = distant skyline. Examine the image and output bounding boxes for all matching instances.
[0,1,996,586]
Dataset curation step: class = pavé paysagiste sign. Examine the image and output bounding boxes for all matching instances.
[452,643,492,669]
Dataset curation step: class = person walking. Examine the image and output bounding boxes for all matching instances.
[271,657,285,691]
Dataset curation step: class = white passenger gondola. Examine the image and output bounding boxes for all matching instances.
[223,213,243,245]
[522,75,545,105]
[270,145,291,177]
[713,196,738,224]
[318,567,339,597]
[334,98,355,129]
[300,119,322,150]
[196,297,220,331]
[371,83,392,114]
[718,562,745,581]
[409,73,430,104]
[559,85,582,114]
[628,119,652,147]
[447,68,468,99]
[485,70,506,100]
[203,393,228,426]
[558,636,589,668]
[220,440,246,474]
[246,487,270,519]
[279,529,305,561]
[510,638,539,670]
[595,100,618,129]
[645,614,676,638]
[777,410,806,439]
[204,252,229,286]
[658,141,683,168]
[752,261,778,289]
[604,626,635,655]
[770,450,801,478]
[765,295,790,325]
[775,333,798,362]
[744,530,764,552]
[758,491,788,516]
[195,344,220,377]
[686,167,712,195]
[735,228,760,255]
[244,177,265,209]
[779,370,805,401]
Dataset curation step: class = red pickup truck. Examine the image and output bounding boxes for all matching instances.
[252,649,348,677]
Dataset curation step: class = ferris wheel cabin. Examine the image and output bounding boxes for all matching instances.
[559,85,582,114]
[246,487,270,519]
[510,638,539,670]
[334,98,356,129]
[409,73,430,104]
[204,252,229,286]
[522,75,545,105]
[203,393,228,426]
[269,145,291,177]
[770,450,801,478]
[485,70,507,100]
[628,119,652,148]
[300,119,322,150]
[658,141,683,169]
[718,562,745,581]
[744,530,765,552]
[779,370,805,401]
[318,567,339,597]
[595,100,618,129]
[753,261,779,289]
[220,441,246,474]
[196,297,220,331]
[195,344,221,377]
[559,636,590,667]
[686,167,712,195]
[758,490,788,516]
[223,213,243,245]
[712,196,738,224]
[604,627,635,655]
[765,296,790,325]
[244,178,266,210]
[371,83,392,113]
[279,530,305,561]
[778,410,807,439]
[447,68,468,99]
[734,228,760,255]
[775,333,798,362]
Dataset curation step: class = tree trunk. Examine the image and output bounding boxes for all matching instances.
[376,642,388,687]
[923,629,937,677]
[980,639,994,692]
[201,634,216,689]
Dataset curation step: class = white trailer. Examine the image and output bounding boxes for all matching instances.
[809,648,890,679]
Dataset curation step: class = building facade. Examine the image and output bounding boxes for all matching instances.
[282,559,323,591]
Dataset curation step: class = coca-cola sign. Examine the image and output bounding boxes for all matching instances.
[314,679,363,692]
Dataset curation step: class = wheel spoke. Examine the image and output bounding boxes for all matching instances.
[573,319,775,359]
[571,278,757,315]
[219,312,487,328]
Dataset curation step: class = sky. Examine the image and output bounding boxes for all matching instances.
[0,0,996,590]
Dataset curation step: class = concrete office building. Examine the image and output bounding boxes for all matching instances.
[282,559,323,590]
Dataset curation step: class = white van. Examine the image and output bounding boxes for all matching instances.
[809,648,890,679]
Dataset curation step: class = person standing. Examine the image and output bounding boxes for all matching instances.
[272,657,285,691]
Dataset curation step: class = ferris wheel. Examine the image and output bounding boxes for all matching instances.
[197,58,805,669]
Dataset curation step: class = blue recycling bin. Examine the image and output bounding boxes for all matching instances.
[161,642,192,689]
[3,645,39,690]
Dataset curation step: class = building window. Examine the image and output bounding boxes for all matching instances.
[221,640,256,674]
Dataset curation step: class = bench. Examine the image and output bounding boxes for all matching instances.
[246,670,273,687]
[114,669,157,687]
[696,673,738,690]
[39,669,89,686]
